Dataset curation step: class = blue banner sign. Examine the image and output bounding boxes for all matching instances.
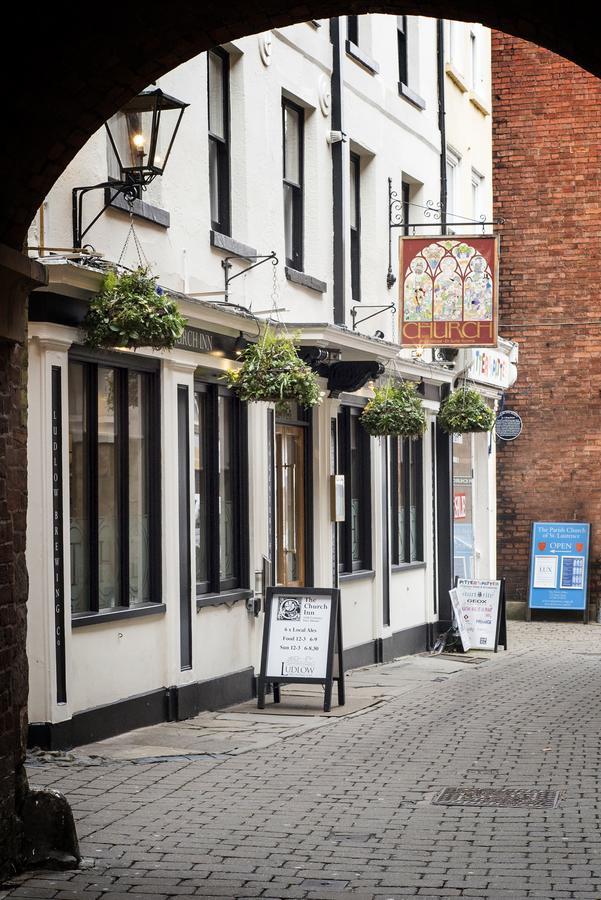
[528,522,590,611]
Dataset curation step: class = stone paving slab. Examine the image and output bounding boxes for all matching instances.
[10,622,601,898]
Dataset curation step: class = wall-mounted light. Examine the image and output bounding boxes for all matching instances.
[72,88,189,248]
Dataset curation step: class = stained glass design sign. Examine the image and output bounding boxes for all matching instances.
[400,235,499,347]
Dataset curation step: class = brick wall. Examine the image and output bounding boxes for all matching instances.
[493,32,601,610]
[0,335,29,877]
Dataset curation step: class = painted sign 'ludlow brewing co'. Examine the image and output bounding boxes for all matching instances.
[400,235,499,347]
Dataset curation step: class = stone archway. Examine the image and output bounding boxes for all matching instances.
[1,0,599,877]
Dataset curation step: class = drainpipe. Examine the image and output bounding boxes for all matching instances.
[330,17,346,325]
[437,19,448,235]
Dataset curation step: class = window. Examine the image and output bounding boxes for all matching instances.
[402,181,411,236]
[397,16,408,86]
[449,20,462,71]
[338,406,371,572]
[194,382,247,596]
[208,48,230,235]
[68,357,160,615]
[350,153,361,300]
[446,148,461,227]
[471,169,484,221]
[470,30,478,90]
[347,15,359,46]
[282,99,304,270]
[390,435,423,565]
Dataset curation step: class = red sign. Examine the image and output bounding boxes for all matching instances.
[454,493,466,520]
[400,235,499,347]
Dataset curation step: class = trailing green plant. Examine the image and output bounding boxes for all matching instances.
[83,267,186,351]
[223,326,322,412]
[438,385,496,434]
[360,381,427,438]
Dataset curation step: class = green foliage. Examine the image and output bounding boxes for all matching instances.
[438,386,495,434]
[83,268,187,351]
[360,381,427,438]
[223,327,322,412]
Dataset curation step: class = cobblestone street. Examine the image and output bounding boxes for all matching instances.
[5,622,601,900]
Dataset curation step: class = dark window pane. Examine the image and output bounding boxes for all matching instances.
[398,16,408,85]
[128,372,150,604]
[194,392,209,588]
[69,362,89,613]
[347,15,359,45]
[219,395,235,582]
[284,183,294,264]
[350,416,361,563]
[97,367,120,609]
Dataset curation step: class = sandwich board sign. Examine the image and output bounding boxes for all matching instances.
[449,578,506,652]
[257,586,344,712]
[528,522,590,622]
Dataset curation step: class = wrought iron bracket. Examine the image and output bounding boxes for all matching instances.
[350,303,396,331]
[386,176,505,290]
[222,252,278,302]
[72,178,145,249]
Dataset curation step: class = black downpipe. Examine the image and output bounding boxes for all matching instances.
[330,17,345,325]
[437,19,447,235]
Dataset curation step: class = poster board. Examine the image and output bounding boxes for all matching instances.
[399,235,499,347]
[450,579,505,652]
[257,586,344,711]
[528,522,590,620]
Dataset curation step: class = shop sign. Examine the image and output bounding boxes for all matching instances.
[495,410,522,441]
[175,325,215,353]
[528,522,590,613]
[469,347,511,388]
[450,579,503,651]
[400,235,499,347]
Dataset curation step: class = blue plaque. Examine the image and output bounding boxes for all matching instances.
[528,522,590,613]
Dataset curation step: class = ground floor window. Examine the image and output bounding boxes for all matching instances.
[68,355,160,615]
[194,382,247,595]
[338,405,371,572]
[390,435,423,564]
[452,432,474,578]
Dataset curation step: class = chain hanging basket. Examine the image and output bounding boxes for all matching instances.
[438,385,495,434]
[83,267,187,351]
[360,380,427,438]
[223,326,321,412]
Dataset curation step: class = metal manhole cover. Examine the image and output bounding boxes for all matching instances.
[433,787,560,808]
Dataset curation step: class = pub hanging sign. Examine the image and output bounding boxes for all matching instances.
[400,235,499,347]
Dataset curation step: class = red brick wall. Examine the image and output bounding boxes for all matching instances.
[493,32,601,609]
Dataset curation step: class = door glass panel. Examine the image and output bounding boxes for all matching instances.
[69,362,89,613]
[219,394,235,581]
[350,416,361,563]
[194,392,209,588]
[453,432,475,578]
[97,367,120,608]
[128,372,149,604]
[276,425,305,586]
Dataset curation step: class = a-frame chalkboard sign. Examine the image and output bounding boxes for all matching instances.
[257,586,345,712]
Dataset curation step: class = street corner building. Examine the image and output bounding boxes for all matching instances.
[24,15,517,749]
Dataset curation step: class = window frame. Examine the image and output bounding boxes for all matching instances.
[338,404,372,574]
[208,47,231,237]
[68,348,162,620]
[390,434,424,566]
[347,15,359,46]
[397,15,408,86]
[282,97,304,271]
[350,152,361,301]
[401,180,411,236]
[194,379,248,599]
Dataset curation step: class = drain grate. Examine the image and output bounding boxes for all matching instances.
[329,832,373,843]
[433,787,560,809]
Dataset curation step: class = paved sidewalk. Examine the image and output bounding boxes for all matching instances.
[4,622,601,900]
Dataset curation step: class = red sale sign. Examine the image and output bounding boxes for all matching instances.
[454,493,466,520]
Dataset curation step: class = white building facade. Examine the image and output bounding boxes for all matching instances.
[26,15,516,747]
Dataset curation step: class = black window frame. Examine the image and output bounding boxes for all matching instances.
[194,380,248,598]
[398,15,408,87]
[390,434,424,566]
[338,405,372,573]
[350,152,361,301]
[347,15,359,46]
[282,97,304,271]
[68,349,162,619]
[208,47,231,237]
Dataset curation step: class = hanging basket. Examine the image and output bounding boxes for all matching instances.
[83,267,187,351]
[360,381,427,438]
[438,385,495,434]
[223,327,321,412]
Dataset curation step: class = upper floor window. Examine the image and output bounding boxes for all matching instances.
[350,153,361,301]
[446,147,461,227]
[397,16,408,86]
[472,169,484,221]
[470,30,479,90]
[208,48,230,235]
[347,16,359,46]
[402,181,411,236]
[338,406,371,573]
[282,98,304,271]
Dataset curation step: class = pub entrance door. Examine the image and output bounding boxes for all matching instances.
[275,423,306,587]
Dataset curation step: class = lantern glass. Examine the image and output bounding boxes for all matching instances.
[106,89,188,185]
